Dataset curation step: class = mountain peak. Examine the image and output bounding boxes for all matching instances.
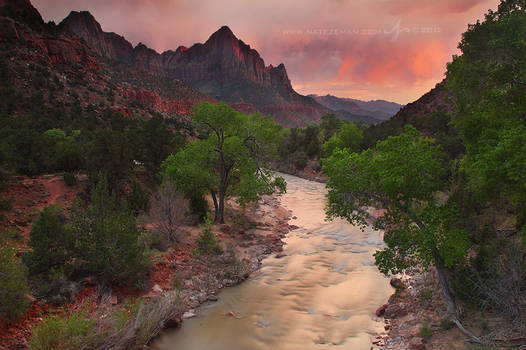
[208,25,237,42]
[61,10,102,33]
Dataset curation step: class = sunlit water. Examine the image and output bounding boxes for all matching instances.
[152,173,393,350]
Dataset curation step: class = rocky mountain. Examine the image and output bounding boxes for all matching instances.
[389,81,450,122]
[0,0,209,126]
[309,94,402,122]
[59,12,330,126]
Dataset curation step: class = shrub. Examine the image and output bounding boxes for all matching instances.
[189,192,208,222]
[62,172,76,187]
[23,206,71,277]
[29,308,95,350]
[291,150,308,169]
[126,181,150,215]
[69,179,149,287]
[420,324,432,340]
[0,245,29,320]
[193,216,221,256]
[29,293,184,350]
[145,183,187,244]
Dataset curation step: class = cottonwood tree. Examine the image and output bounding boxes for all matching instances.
[446,0,526,233]
[323,126,474,334]
[162,101,285,224]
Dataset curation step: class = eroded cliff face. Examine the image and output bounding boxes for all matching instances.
[0,0,210,123]
[59,12,329,126]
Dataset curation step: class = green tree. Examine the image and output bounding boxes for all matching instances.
[42,129,84,172]
[320,113,343,141]
[136,115,180,173]
[0,244,29,320]
[446,0,526,216]
[24,206,71,276]
[162,101,285,224]
[323,126,470,318]
[86,130,134,190]
[69,178,148,287]
[323,122,363,157]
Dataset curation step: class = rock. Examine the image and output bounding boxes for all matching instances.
[152,284,163,293]
[182,310,196,319]
[384,304,407,319]
[375,303,388,317]
[275,253,287,259]
[164,316,182,329]
[390,277,405,290]
[292,216,297,219]
[408,337,425,350]
[289,225,299,230]
[111,295,118,305]
[208,295,218,302]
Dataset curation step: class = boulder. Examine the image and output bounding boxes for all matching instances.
[375,303,388,317]
[390,277,406,290]
[384,304,407,319]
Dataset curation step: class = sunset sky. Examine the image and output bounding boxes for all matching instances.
[32,0,499,104]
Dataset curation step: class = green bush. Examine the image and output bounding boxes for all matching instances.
[29,308,95,350]
[0,245,30,320]
[62,172,76,187]
[291,150,308,169]
[23,206,71,277]
[189,191,208,222]
[69,179,149,287]
[193,216,221,256]
[126,181,150,215]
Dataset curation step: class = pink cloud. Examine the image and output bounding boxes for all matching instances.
[31,0,499,104]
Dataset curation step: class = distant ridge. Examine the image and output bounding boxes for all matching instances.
[309,94,403,122]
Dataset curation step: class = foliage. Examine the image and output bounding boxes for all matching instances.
[324,126,470,314]
[29,307,96,350]
[320,114,344,141]
[126,181,150,215]
[322,122,363,157]
[0,244,29,320]
[43,129,84,172]
[29,293,184,350]
[69,178,149,287]
[86,130,134,191]
[291,150,308,169]
[162,101,285,223]
[324,126,469,273]
[62,172,77,187]
[193,216,221,256]
[446,0,526,209]
[23,205,71,277]
[134,115,182,173]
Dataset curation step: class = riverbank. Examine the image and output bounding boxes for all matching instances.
[0,173,294,349]
[373,268,526,349]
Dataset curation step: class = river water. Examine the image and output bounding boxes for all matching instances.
[152,173,393,350]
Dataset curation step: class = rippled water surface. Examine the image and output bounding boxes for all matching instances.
[152,173,392,350]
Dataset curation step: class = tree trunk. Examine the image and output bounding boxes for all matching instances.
[433,250,457,317]
[216,188,225,224]
[211,189,219,221]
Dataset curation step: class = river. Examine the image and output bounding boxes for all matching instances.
[152,173,393,350]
